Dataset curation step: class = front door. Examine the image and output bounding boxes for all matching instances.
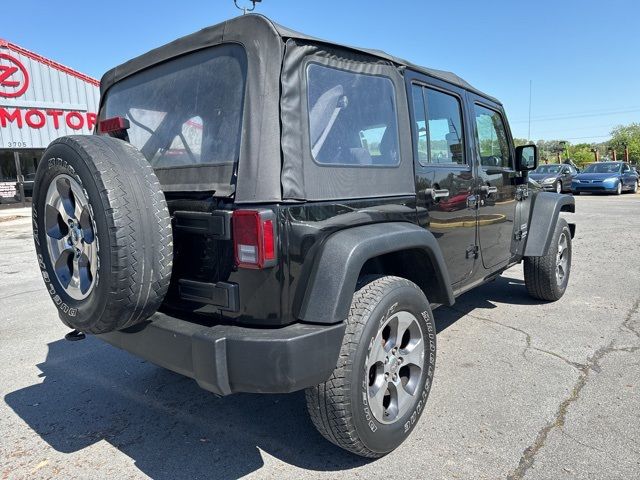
[408,76,477,286]
[468,97,518,271]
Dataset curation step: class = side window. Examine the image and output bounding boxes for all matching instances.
[622,164,630,173]
[474,104,512,169]
[410,84,466,165]
[306,63,400,167]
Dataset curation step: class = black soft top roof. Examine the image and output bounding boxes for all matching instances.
[100,14,499,104]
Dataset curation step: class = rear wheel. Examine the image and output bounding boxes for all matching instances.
[306,276,436,457]
[33,135,173,334]
[524,218,572,301]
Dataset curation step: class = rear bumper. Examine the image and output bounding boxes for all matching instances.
[97,313,345,396]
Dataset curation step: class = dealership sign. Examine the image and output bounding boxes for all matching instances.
[0,40,100,149]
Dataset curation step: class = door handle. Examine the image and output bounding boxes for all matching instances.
[424,188,449,199]
[480,185,498,196]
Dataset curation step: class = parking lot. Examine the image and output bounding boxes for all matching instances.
[1,194,639,480]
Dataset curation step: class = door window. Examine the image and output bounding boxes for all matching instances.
[411,85,466,166]
[474,105,512,169]
[411,84,428,164]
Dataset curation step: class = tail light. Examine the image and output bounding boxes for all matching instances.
[98,116,130,134]
[232,210,276,269]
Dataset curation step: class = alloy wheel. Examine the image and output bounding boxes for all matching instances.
[44,174,98,300]
[556,232,569,286]
[366,311,425,424]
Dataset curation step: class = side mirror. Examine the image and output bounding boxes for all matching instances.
[516,144,538,171]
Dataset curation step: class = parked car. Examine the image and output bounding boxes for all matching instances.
[30,14,575,458]
[632,166,640,187]
[572,161,639,195]
[529,163,576,193]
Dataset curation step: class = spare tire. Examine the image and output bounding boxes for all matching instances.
[32,135,173,334]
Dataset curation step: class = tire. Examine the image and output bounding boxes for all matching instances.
[32,135,173,334]
[305,275,436,457]
[615,181,622,195]
[524,218,571,302]
[556,181,562,193]
[633,182,638,194]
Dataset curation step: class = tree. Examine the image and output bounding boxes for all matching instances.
[567,143,595,168]
[608,123,640,164]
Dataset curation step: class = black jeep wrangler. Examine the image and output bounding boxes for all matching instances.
[31,15,575,457]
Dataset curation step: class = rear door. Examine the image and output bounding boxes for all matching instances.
[407,73,477,286]
[468,96,518,271]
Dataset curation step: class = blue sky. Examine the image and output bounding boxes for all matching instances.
[3,0,639,143]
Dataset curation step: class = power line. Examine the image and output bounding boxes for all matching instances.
[512,107,640,124]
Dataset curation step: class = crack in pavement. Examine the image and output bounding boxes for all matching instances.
[506,298,640,480]
[447,306,585,371]
[0,289,44,301]
[621,298,640,340]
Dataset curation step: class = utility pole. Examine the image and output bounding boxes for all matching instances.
[13,152,26,207]
[528,80,532,141]
[591,147,599,162]
[623,143,629,162]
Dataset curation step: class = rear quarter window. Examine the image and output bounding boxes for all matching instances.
[306,63,400,167]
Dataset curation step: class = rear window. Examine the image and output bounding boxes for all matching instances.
[306,63,399,167]
[101,44,246,189]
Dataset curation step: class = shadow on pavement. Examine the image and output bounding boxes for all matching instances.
[434,274,541,333]
[5,274,539,478]
[5,337,370,479]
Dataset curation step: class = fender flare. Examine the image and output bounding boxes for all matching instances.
[524,192,575,257]
[298,222,454,325]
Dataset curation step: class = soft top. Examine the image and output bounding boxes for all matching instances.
[100,14,499,104]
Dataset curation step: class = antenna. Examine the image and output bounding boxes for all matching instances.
[234,0,262,14]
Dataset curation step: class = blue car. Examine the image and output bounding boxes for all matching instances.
[572,161,639,195]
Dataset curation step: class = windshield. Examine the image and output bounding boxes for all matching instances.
[533,165,561,174]
[100,44,247,193]
[582,162,621,174]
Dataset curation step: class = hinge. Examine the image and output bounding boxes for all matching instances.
[514,223,528,241]
[465,245,479,259]
[516,186,530,201]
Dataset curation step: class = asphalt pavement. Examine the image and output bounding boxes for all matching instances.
[1,194,639,479]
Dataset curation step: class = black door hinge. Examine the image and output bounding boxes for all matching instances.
[515,186,530,201]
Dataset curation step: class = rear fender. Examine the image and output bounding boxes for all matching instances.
[298,222,454,325]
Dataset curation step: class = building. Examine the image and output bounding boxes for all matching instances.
[0,39,99,203]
